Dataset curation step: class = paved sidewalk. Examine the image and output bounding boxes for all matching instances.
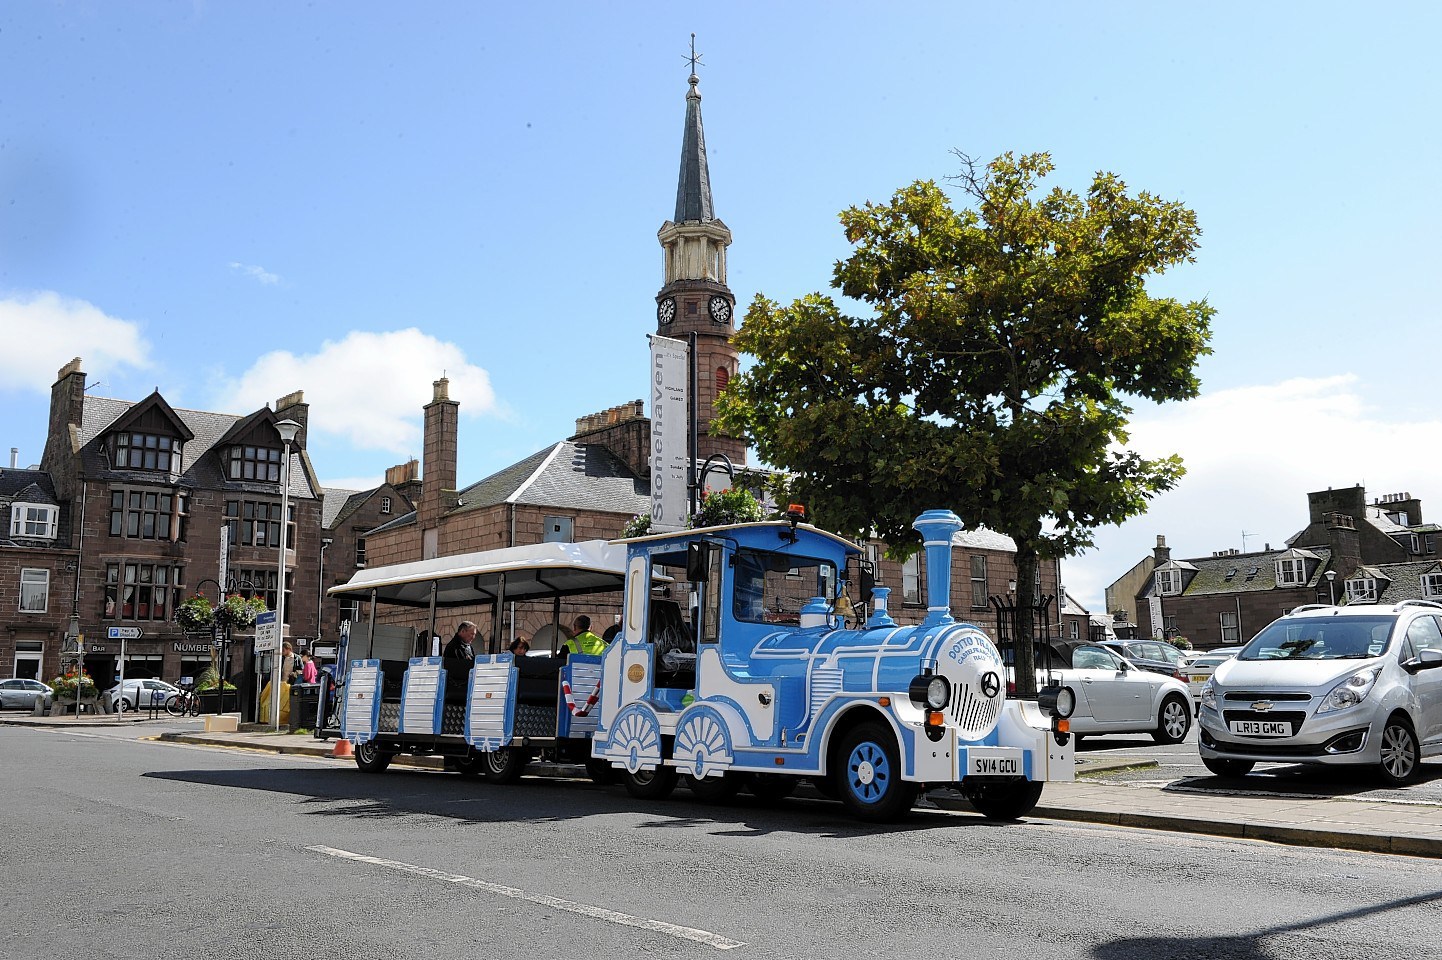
[7,712,1442,858]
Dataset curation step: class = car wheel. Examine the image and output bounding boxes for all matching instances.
[118,698,133,713]
[962,780,1044,820]
[1377,716,1420,787]
[622,765,679,800]
[1202,756,1254,778]
[832,722,917,822]
[1152,694,1191,744]
[354,741,394,773]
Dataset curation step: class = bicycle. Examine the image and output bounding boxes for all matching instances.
[165,688,201,717]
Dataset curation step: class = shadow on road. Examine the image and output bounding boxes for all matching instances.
[1092,887,1442,960]
[143,765,1030,839]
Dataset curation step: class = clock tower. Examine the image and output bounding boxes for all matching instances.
[654,69,745,467]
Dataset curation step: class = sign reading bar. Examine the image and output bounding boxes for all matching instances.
[254,610,279,653]
[650,334,689,533]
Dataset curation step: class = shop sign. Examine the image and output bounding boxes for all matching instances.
[172,642,213,654]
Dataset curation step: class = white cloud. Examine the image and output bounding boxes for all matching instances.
[229,261,281,285]
[1064,375,1442,613]
[212,329,497,455]
[0,291,150,392]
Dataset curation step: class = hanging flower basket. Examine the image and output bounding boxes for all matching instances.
[174,595,215,632]
[213,594,268,630]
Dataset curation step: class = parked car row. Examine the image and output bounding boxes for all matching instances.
[0,678,54,711]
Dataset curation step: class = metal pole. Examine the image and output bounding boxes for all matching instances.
[272,432,295,731]
[688,330,698,520]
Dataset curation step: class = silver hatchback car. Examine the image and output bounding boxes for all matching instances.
[1198,600,1442,785]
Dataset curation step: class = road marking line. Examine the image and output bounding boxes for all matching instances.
[308,845,744,950]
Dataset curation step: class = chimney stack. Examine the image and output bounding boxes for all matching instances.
[419,378,459,531]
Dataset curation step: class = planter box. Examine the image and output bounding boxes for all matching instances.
[197,691,241,713]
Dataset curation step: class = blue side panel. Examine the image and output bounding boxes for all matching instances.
[399,657,445,736]
[341,659,383,745]
[466,654,516,750]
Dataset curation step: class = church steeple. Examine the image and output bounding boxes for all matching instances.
[654,42,743,466]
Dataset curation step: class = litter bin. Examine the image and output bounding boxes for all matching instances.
[289,682,321,733]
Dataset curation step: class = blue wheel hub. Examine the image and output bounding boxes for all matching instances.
[846,741,890,803]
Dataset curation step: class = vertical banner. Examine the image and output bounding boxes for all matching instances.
[650,334,690,532]
[1149,595,1164,640]
[218,526,230,594]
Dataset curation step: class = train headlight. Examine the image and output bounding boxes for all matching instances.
[908,674,950,710]
[1037,684,1076,720]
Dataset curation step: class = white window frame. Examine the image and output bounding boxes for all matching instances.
[1275,558,1306,587]
[19,568,49,614]
[1346,577,1377,603]
[901,553,921,605]
[1422,574,1442,599]
[1155,569,1182,596]
[1220,610,1240,643]
[381,496,392,515]
[10,502,58,539]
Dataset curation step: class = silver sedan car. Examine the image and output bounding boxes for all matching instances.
[0,678,54,711]
[1034,643,1192,744]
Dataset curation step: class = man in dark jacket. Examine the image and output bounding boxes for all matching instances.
[443,621,478,667]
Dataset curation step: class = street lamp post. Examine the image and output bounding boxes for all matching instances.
[1326,569,1337,605]
[272,419,301,732]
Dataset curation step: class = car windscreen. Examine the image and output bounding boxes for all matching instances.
[1239,616,1395,661]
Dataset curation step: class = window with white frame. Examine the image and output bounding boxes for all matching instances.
[1275,557,1306,586]
[902,553,921,604]
[381,496,392,515]
[1155,568,1182,596]
[970,555,987,608]
[19,568,49,613]
[1423,573,1442,599]
[9,502,58,539]
[1346,577,1377,602]
[1220,610,1240,643]
[1068,619,1079,639]
[338,597,360,625]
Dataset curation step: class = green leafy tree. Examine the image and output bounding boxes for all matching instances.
[718,152,1213,695]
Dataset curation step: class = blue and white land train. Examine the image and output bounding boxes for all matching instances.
[327,508,1075,821]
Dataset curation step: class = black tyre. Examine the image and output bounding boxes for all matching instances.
[1202,756,1254,778]
[453,752,484,778]
[746,772,797,803]
[354,740,394,773]
[962,780,1044,820]
[622,765,679,800]
[586,758,618,785]
[1152,694,1191,744]
[482,746,529,784]
[1377,716,1420,787]
[832,722,917,823]
[117,698,133,713]
[188,696,202,717]
[685,772,743,803]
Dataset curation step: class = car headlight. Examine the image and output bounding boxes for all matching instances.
[1199,681,1216,711]
[908,673,950,710]
[1316,667,1382,715]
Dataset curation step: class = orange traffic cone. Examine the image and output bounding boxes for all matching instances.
[332,738,353,759]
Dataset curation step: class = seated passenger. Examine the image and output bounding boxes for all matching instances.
[508,637,531,657]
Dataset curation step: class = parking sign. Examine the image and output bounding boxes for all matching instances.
[254,610,279,653]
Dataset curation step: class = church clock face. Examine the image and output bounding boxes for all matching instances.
[708,295,732,324]
[657,297,676,324]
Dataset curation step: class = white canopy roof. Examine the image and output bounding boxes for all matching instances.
[328,539,634,608]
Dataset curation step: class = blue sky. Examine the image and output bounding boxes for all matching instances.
[4,2,1441,616]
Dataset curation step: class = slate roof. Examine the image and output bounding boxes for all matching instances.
[77,395,314,499]
[952,527,1016,553]
[0,468,68,549]
[1351,561,1442,604]
[1142,547,1335,597]
[321,487,367,529]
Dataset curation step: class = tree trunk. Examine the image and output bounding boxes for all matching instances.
[1013,548,1039,699]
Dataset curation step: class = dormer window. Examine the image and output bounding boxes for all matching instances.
[1275,557,1306,587]
[1155,569,1183,596]
[381,497,392,515]
[10,503,58,539]
[1423,573,1442,599]
[1346,577,1378,603]
[115,432,179,471]
[228,445,282,482]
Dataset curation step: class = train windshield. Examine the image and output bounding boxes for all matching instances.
[732,549,836,625]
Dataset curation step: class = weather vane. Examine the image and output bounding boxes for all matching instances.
[686,33,704,76]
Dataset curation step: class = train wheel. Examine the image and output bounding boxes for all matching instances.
[833,722,916,822]
[622,765,678,800]
[685,772,742,804]
[483,746,529,784]
[354,741,393,773]
[586,758,618,785]
[746,772,796,804]
[453,752,484,778]
[961,780,1043,820]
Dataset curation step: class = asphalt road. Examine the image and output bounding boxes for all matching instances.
[7,723,1442,959]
